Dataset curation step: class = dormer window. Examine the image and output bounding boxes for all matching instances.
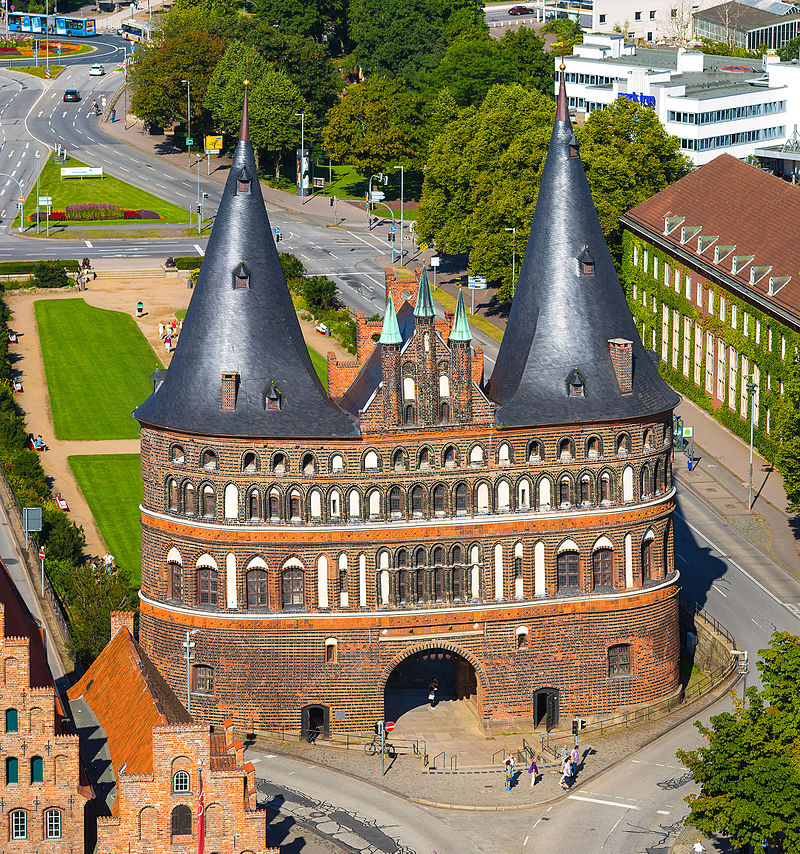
[233,261,250,290]
[266,381,281,411]
[568,132,579,159]
[567,367,585,398]
[237,166,252,195]
[578,246,595,277]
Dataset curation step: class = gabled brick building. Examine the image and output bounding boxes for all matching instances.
[133,79,681,737]
[67,612,269,853]
[0,562,91,851]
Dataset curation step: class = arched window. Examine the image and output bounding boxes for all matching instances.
[392,449,406,470]
[640,465,651,498]
[247,569,267,608]
[329,489,342,518]
[642,537,653,580]
[498,443,511,465]
[201,449,217,470]
[586,436,600,458]
[476,482,489,513]
[622,466,634,502]
[538,477,552,510]
[451,566,461,599]
[404,404,415,424]
[432,546,444,566]
[440,402,450,422]
[433,485,445,513]
[272,453,287,474]
[224,483,238,519]
[364,450,379,471]
[202,485,215,517]
[580,475,591,504]
[527,440,543,462]
[243,451,258,473]
[170,444,185,464]
[30,756,43,784]
[433,567,442,600]
[653,459,662,494]
[497,480,510,511]
[616,434,630,457]
[309,489,322,518]
[455,483,466,513]
[557,551,579,589]
[517,478,530,508]
[403,375,415,400]
[368,489,381,517]
[592,549,613,588]
[198,569,218,605]
[171,805,192,837]
[45,808,61,840]
[170,562,182,602]
[301,453,316,475]
[389,487,402,516]
[396,549,408,570]
[183,482,195,516]
[443,445,456,467]
[398,566,407,603]
[5,708,18,732]
[173,770,191,793]
[418,447,430,469]
[643,428,653,449]
[167,479,178,511]
[439,374,450,397]
[600,473,611,503]
[6,756,19,785]
[415,568,425,602]
[348,489,361,518]
[414,548,426,569]
[559,477,571,506]
[331,454,344,472]
[608,643,631,677]
[470,445,484,466]
[269,490,280,518]
[282,566,304,608]
[558,438,573,461]
[289,491,301,519]
[10,809,26,840]
[411,486,423,515]
[248,490,261,521]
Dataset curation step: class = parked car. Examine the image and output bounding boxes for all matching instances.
[63,89,81,102]
[89,64,104,76]
[508,5,533,14]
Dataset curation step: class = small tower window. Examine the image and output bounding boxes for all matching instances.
[233,260,250,290]
[578,245,595,277]
[237,165,252,195]
[568,132,580,159]
[266,382,282,411]
[567,368,585,398]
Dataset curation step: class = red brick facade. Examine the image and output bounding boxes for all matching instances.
[138,267,681,734]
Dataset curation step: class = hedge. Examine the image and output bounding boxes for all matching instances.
[0,260,80,274]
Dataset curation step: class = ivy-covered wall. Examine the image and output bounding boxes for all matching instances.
[621,229,800,461]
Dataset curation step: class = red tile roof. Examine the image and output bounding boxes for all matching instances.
[623,154,800,325]
[209,732,236,771]
[67,626,191,812]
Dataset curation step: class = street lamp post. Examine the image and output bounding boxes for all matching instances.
[35,150,40,233]
[182,78,191,167]
[0,172,25,233]
[505,226,517,295]
[183,629,199,714]
[394,165,404,262]
[747,374,758,510]
[294,112,306,202]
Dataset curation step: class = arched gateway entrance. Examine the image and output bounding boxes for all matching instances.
[383,646,481,724]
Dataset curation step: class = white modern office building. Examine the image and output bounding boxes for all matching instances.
[559,33,800,164]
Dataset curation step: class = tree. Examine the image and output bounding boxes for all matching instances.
[778,35,800,61]
[677,633,800,852]
[205,41,308,175]
[41,504,86,565]
[423,35,510,107]
[324,77,427,176]
[542,17,583,52]
[32,261,69,289]
[774,355,800,511]
[498,26,555,96]
[304,275,337,310]
[253,0,349,45]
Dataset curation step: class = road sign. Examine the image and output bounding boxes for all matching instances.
[390,225,396,233]
[430,256,440,267]
[274,226,281,234]
[467,275,488,289]
[312,177,325,189]
[403,234,410,239]
[38,196,52,205]
[45,67,50,79]
[18,196,23,204]
[369,190,385,202]
[39,548,45,560]
[185,137,193,145]
[683,426,693,438]
[204,135,222,152]
[23,507,42,533]
[57,48,61,55]
[384,721,396,733]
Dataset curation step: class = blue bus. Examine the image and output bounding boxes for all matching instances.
[7,13,97,37]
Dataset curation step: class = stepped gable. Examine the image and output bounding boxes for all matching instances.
[487,73,679,427]
[134,86,358,439]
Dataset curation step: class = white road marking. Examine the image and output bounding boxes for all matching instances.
[783,603,800,621]
[523,836,529,846]
[193,244,204,256]
[657,810,671,815]
[568,795,639,810]
[62,111,67,117]
[751,617,765,629]
[712,584,728,597]
[24,142,29,149]
[84,240,93,247]
[37,110,43,117]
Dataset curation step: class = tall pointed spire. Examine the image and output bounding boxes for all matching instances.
[239,79,250,142]
[414,267,435,318]
[135,76,356,439]
[487,73,678,428]
[449,289,472,342]
[379,294,402,345]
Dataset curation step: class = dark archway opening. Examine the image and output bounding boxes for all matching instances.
[533,688,559,731]
[300,704,329,742]
[384,648,477,721]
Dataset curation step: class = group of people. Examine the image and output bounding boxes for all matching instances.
[559,744,581,790]
[158,319,182,354]
[75,258,95,290]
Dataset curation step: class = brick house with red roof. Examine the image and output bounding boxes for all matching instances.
[0,561,91,851]
[621,153,800,453]
[67,612,270,853]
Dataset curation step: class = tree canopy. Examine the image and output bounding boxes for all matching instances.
[678,633,800,852]
[417,91,691,301]
[774,355,800,512]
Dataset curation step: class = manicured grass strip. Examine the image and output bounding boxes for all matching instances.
[172,257,203,270]
[432,288,504,344]
[35,299,163,439]
[0,259,79,274]
[20,154,190,226]
[175,309,187,321]
[15,65,65,78]
[307,347,328,388]
[69,454,142,586]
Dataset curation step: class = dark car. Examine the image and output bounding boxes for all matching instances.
[63,89,81,102]
[508,5,533,14]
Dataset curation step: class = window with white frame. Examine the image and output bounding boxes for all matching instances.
[632,282,637,301]
[719,295,725,322]
[743,310,749,337]
[731,303,737,330]
[696,281,703,308]
[674,267,681,293]
[11,810,26,840]
[173,770,191,793]
[653,254,658,280]
[45,809,61,840]
[767,327,773,351]
[685,275,692,300]
[740,355,749,417]
[652,294,657,313]
[643,248,649,272]
[671,309,679,369]
[682,316,691,377]
[766,406,771,434]
[716,338,726,401]
[632,243,638,267]
[781,334,786,360]
[652,327,656,350]
[755,318,761,345]
[708,290,714,315]
[705,332,714,393]
[664,262,670,288]
[728,347,737,409]
[694,324,703,386]
[661,304,669,361]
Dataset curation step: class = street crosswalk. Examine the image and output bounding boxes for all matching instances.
[783,602,800,622]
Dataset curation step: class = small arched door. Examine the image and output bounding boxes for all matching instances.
[300,704,329,743]
[533,688,559,731]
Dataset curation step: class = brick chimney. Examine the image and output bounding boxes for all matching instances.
[221,371,239,410]
[608,338,633,395]
[110,611,135,638]
[223,718,234,748]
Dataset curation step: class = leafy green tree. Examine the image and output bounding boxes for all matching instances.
[304,276,337,310]
[424,36,509,106]
[205,41,308,175]
[253,0,348,46]
[350,0,485,84]
[678,633,800,852]
[128,29,227,130]
[778,34,800,61]
[542,17,583,51]
[498,26,555,96]
[774,355,800,511]
[41,505,86,565]
[279,252,306,281]
[324,77,427,176]
[32,261,69,289]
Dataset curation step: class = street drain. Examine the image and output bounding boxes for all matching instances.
[309,812,326,818]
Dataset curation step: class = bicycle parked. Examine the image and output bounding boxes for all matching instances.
[364,735,396,758]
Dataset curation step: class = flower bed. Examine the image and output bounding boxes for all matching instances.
[0,39,81,56]
[28,204,161,223]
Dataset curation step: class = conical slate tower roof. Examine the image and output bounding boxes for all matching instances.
[450,289,471,342]
[414,267,435,318]
[135,89,357,439]
[487,74,679,427]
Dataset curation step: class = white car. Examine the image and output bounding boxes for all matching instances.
[89,64,105,76]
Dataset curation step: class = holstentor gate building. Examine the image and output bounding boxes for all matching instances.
[135,79,681,736]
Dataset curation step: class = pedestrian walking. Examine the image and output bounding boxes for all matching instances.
[528,758,538,787]
[504,759,513,791]
[428,677,438,707]
[136,301,143,317]
[165,336,171,354]
[571,744,580,778]
[179,318,183,331]
[111,108,116,122]
[559,756,572,790]
[693,841,706,853]
[158,322,164,339]
[171,320,177,335]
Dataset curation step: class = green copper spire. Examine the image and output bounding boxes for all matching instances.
[414,267,436,318]
[449,288,472,342]
[379,293,402,345]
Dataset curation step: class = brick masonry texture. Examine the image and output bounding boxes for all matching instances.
[139,268,681,734]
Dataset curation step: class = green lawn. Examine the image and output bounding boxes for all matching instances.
[432,287,504,344]
[308,347,328,388]
[69,454,142,585]
[19,154,190,226]
[35,299,162,440]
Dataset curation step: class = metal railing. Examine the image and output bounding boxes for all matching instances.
[250,725,425,757]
